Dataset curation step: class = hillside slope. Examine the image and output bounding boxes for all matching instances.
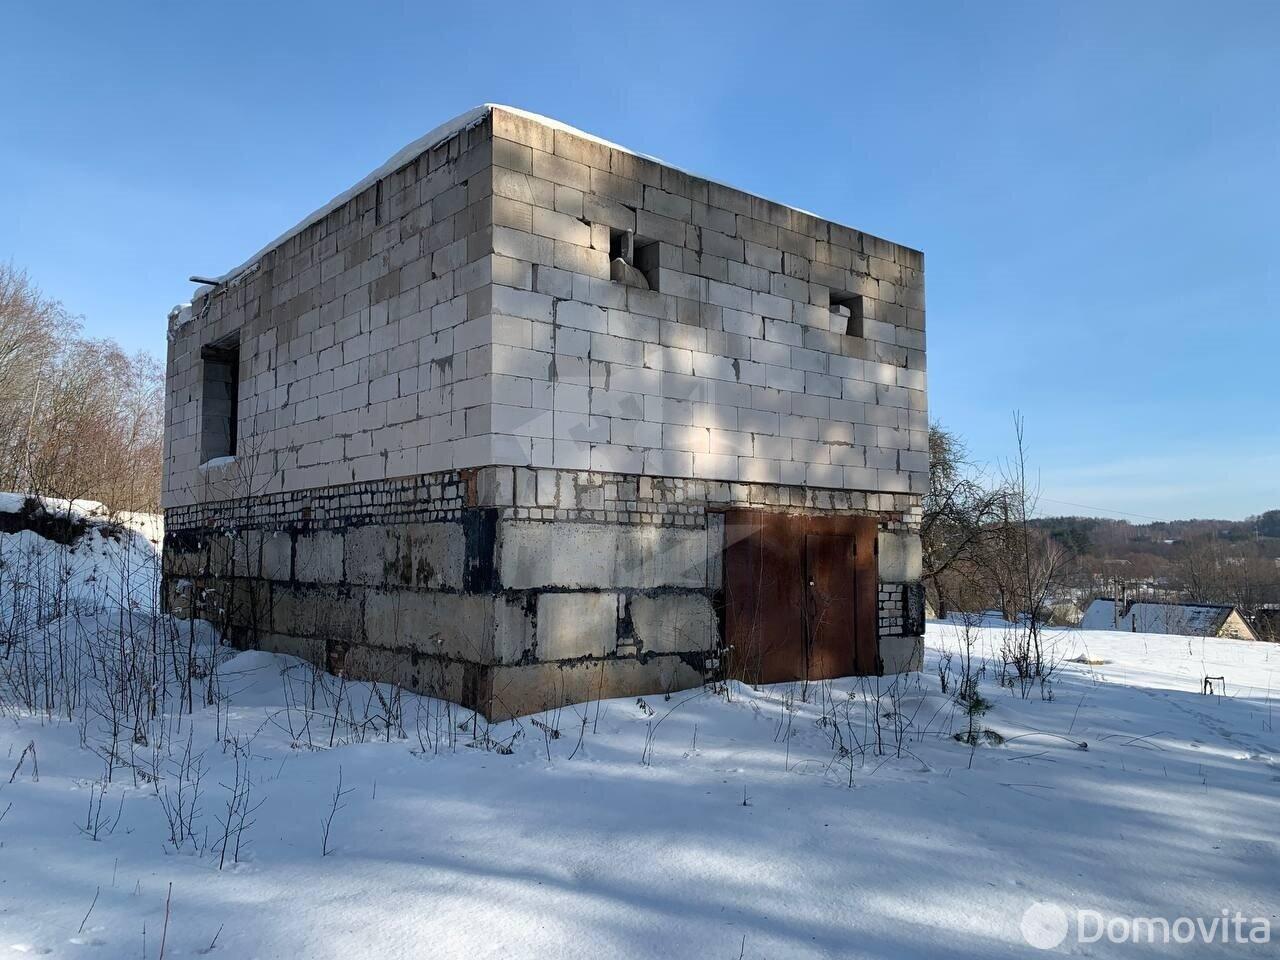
[1,501,1277,957]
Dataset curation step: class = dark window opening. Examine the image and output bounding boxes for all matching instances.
[608,228,659,291]
[830,293,864,338]
[200,338,240,462]
[609,227,634,264]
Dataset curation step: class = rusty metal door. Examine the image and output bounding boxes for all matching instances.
[723,510,804,683]
[723,511,880,684]
[803,533,857,679]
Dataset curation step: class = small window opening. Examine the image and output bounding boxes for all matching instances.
[830,293,864,338]
[609,227,634,264]
[608,228,658,291]
[200,338,240,462]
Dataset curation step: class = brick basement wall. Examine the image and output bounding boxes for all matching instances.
[166,466,921,534]
[165,471,469,533]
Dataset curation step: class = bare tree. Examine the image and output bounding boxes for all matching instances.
[0,263,163,511]
[0,263,66,491]
[24,341,163,511]
[921,423,1007,616]
[992,414,1070,693]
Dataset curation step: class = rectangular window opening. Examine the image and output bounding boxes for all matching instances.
[200,337,240,462]
[830,293,864,338]
[608,228,659,291]
[609,227,634,264]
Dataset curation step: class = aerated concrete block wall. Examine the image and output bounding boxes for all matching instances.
[164,116,497,508]
[481,107,927,488]
[163,106,927,719]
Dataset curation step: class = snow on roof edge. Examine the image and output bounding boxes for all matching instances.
[493,107,831,223]
[177,104,915,320]
[189,104,492,302]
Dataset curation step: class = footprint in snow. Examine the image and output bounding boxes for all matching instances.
[68,936,107,946]
[9,948,52,956]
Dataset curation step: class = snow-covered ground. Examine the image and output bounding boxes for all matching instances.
[0,494,162,618]
[2,508,1277,958]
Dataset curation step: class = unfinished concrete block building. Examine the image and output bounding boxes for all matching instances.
[163,105,927,719]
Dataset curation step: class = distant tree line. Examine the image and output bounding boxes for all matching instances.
[924,421,1280,621]
[1033,512,1280,552]
[1031,510,1280,614]
[0,263,163,513]
[1258,511,1280,539]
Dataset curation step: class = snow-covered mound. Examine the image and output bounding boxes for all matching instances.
[0,491,162,616]
[0,492,109,518]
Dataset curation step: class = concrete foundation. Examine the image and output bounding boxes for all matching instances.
[165,465,924,719]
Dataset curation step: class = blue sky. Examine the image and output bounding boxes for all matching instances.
[2,2,1276,521]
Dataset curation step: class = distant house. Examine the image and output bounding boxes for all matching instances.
[1081,599,1259,641]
